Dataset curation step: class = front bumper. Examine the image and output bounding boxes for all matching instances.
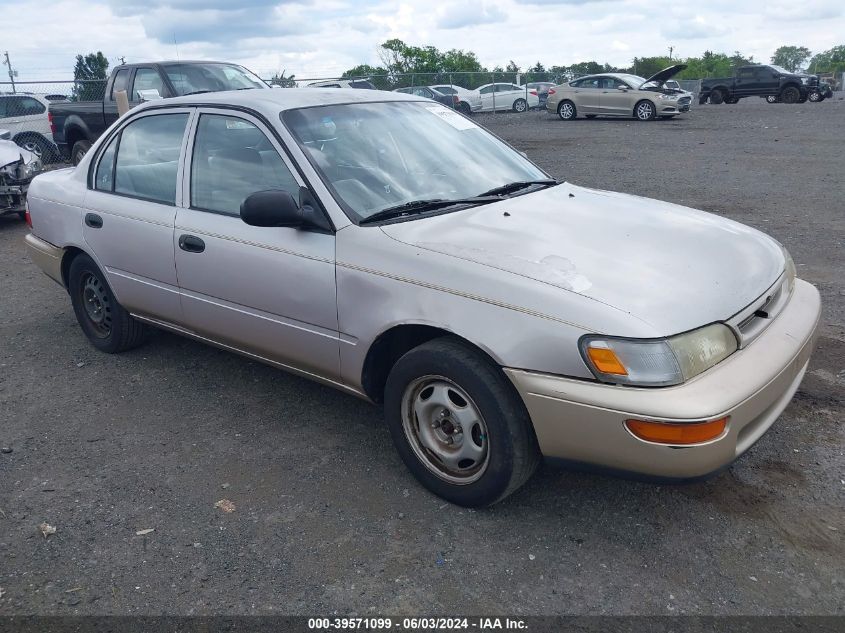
[0,182,29,215]
[506,279,821,479]
[24,233,66,287]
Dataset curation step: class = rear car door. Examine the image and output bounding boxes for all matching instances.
[174,109,339,379]
[83,109,191,325]
[575,77,603,113]
[478,85,496,111]
[734,67,756,96]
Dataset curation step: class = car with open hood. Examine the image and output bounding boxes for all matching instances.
[23,88,820,506]
[546,64,691,120]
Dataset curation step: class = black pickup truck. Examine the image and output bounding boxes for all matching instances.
[50,61,270,164]
[699,64,819,105]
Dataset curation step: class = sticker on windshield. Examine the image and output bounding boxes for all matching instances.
[425,105,477,131]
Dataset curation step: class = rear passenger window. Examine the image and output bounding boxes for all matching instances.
[190,114,299,216]
[113,113,188,204]
[95,135,118,191]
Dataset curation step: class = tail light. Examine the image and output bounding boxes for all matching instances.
[452,95,460,105]
[530,90,538,96]
[24,201,32,229]
[48,111,56,135]
[547,88,556,95]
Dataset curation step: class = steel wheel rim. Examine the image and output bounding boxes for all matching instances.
[637,102,653,119]
[22,141,42,157]
[559,103,573,119]
[81,272,112,337]
[809,92,820,102]
[515,99,526,112]
[401,375,490,485]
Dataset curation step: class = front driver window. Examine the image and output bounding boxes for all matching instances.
[191,114,299,216]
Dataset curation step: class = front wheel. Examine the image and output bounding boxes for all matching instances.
[766,95,779,103]
[709,89,725,105]
[557,100,576,120]
[384,338,540,507]
[512,98,527,113]
[780,86,800,104]
[634,100,656,120]
[18,134,57,163]
[71,140,91,166]
[457,101,472,115]
[68,254,147,353]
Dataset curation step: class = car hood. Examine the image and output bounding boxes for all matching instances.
[379,183,785,336]
[642,64,688,86]
[0,139,36,168]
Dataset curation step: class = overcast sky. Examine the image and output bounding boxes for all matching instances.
[3,0,844,82]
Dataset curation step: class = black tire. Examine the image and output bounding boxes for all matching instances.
[16,134,57,163]
[457,101,472,116]
[557,100,576,120]
[384,337,540,507]
[780,86,800,104]
[797,95,808,103]
[18,211,26,221]
[68,253,147,353]
[709,89,725,105]
[634,99,656,120]
[71,140,91,166]
[725,97,739,104]
[512,98,527,113]
[585,114,597,119]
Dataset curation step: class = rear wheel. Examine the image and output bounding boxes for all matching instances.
[512,98,527,113]
[780,86,800,104]
[557,100,576,120]
[384,338,540,507]
[766,95,779,103]
[17,134,56,162]
[709,89,725,105]
[457,101,472,115]
[808,90,823,102]
[68,254,147,353]
[634,100,656,120]
[71,140,91,166]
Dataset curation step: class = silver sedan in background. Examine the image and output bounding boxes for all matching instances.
[24,89,820,506]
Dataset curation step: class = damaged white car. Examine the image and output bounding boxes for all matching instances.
[0,129,43,220]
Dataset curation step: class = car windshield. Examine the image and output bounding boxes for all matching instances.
[769,65,792,74]
[283,101,548,222]
[163,63,267,96]
[617,74,647,88]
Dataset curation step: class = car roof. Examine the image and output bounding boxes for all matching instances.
[136,86,420,117]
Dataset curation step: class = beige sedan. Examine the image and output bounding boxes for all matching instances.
[547,65,692,121]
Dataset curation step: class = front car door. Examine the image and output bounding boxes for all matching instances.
[478,85,496,111]
[174,109,340,380]
[734,67,756,97]
[599,77,636,116]
[83,109,191,324]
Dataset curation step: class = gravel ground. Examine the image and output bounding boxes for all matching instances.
[0,97,843,616]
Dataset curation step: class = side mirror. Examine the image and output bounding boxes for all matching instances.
[241,190,301,227]
[617,85,628,91]
[137,88,163,101]
[240,188,332,233]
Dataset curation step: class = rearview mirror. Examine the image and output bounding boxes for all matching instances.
[241,190,302,228]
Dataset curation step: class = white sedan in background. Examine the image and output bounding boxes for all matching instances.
[429,85,482,115]
[474,83,540,113]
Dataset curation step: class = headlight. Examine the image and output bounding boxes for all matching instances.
[20,159,43,179]
[781,245,796,293]
[801,77,808,84]
[658,94,678,100]
[580,324,738,387]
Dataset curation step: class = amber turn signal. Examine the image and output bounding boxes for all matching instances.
[625,417,729,445]
[586,347,628,375]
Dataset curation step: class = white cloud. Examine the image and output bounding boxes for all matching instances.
[4,0,845,83]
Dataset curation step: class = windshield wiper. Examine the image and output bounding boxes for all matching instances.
[182,90,214,96]
[359,197,498,225]
[477,179,558,198]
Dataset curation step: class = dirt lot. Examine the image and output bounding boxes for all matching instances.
[1,97,843,616]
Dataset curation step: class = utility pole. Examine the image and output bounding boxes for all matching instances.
[668,46,674,61]
[3,51,16,93]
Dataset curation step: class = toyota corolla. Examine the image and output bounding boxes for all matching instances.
[24,89,820,506]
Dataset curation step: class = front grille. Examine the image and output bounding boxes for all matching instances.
[678,96,691,105]
[726,274,791,348]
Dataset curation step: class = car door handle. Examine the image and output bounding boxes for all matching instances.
[178,234,205,253]
[84,213,103,229]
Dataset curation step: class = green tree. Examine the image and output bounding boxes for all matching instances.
[771,46,810,71]
[341,64,391,89]
[72,51,109,101]
[529,61,546,73]
[808,45,845,73]
[441,49,484,73]
[268,69,296,88]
